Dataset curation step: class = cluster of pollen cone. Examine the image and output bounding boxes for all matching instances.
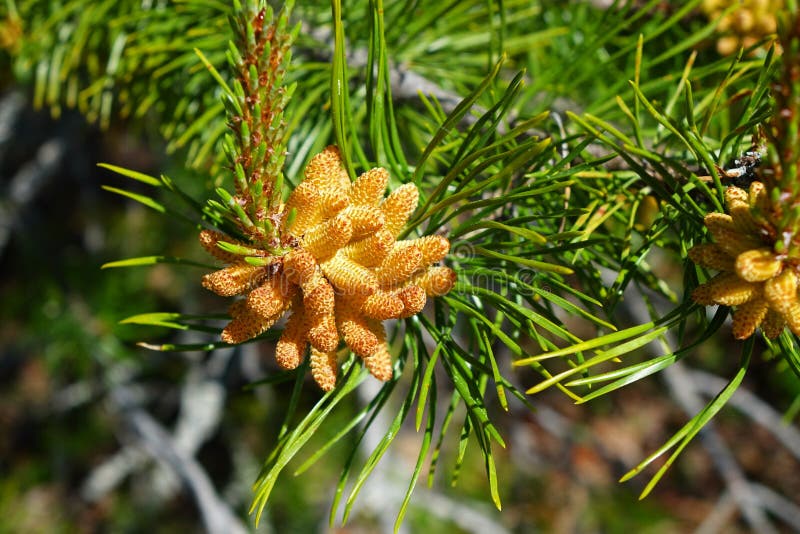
[199,146,456,390]
[690,182,800,340]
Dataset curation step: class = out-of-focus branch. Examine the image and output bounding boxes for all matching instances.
[81,351,229,502]
[110,385,248,534]
[687,369,800,462]
[0,137,64,255]
[662,362,778,534]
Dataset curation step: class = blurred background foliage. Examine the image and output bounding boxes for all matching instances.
[1,0,799,532]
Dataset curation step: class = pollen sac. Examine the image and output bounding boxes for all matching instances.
[708,272,760,306]
[302,213,353,261]
[764,269,798,313]
[275,308,307,370]
[381,183,419,237]
[397,285,427,318]
[732,298,769,340]
[321,253,379,296]
[304,145,351,193]
[350,167,389,206]
[362,344,393,382]
[400,235,450,265]
[222,303,282,345]
[343,205,385,238]
[308,314,339,353]
[361,290,405,320]
[376,245,423,286]
[691,283,716,306]
[284,181,320,234]
[704,213,763,257]
[735,248,782,282]
[410,266,457,296]
[726,186,762,236]
[310,347,338,392]
[337,314,381,358]
[749,181,770,215]
[283,248,317,286]
[202,263,269,297]
[343,229,395,267]
[761,309,786,339]
[724,186,748,208]
[317,189,350,220]
[247,275,295,318]
[688,243,735,272]
[303,276,335,316]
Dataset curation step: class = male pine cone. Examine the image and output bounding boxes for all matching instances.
[200,146,456,390]
[690,182,800,339]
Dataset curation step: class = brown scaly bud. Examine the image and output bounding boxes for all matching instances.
[202,263,269,297]
[199,230,245,264]
[381,183,419,237]
[350,167,389,205]
[310,347,338,392]
[410,266,457,296]
[275,308,308,370]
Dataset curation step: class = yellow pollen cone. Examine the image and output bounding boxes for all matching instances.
[310,348,338,392]
[735,248,782,282]
[764,268,798,313]
[202,263,269,297]
[350,167,389,206]
[732,298,768,339]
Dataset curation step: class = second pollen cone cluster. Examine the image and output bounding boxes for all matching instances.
[690,182,799,339]
[200,146,456,390]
